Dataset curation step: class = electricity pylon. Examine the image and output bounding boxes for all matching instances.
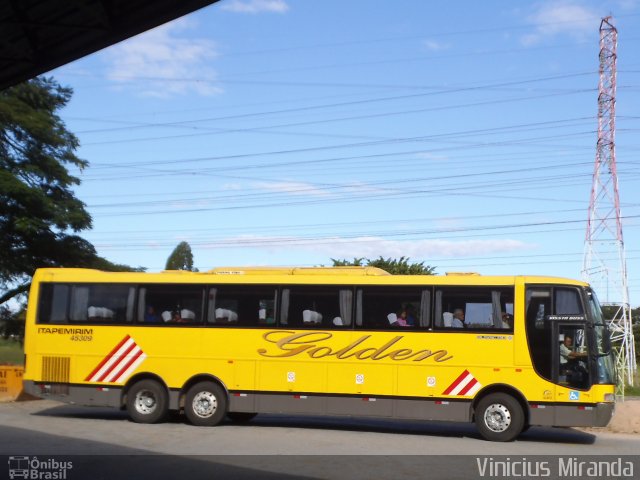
[582,16,636,394]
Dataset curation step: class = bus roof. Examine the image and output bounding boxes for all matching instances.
[31,267,590,287]
[208,266,390,276]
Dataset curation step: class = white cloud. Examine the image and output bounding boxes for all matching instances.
[221,0,289,14]
[616,0,639,10]
[423,40,450,52]
[221,182,244,191]
[200,235,534,260]
[253,180,382,198]
[105,18,221,97]
[307,237,533,259]
[336,181,382,196]
[520,1,599,46]
[255,181,333,198]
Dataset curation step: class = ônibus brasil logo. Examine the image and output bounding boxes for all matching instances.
[8,456,72,479]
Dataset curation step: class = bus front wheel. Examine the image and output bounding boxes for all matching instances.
[126,379,168,424]
[184,381,227,426]
[475,393,524,442]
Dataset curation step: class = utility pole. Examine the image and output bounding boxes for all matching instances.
[583,16,636,394]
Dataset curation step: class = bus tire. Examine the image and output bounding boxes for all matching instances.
[126,379,168,424]
[227,412,257,423]
[475,393,524,442]
[185,381,227,426]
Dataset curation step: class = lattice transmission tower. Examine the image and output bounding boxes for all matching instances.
[583,16,636,389]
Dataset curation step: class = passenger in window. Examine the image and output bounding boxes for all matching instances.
[387,312,403,326]
[171,311,182,323]
[501,313,513,329]
[395,310,408,327]
[144,306,160,323]
[398,304,416,327]
[451,309,466,328]
[396,308,411,327]
[388,309,411,327]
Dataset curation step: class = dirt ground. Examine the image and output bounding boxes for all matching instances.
[584,398,640,435]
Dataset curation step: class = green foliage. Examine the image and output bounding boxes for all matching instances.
[0,77,142,306]
[601,305,619,320]
[166,241,197,271]
[331,256,436,275]
[0,337,24,365]
[332,258,366,267]
[0,306,24,342]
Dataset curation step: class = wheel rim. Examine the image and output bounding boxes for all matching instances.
[134,389,158,415]
[483,403,512,433]
[192,391,218,418]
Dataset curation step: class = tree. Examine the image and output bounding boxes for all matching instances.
[0,77,140,306]
[332,256,436,275]
[0,305,25,342]
[165,241,197,271]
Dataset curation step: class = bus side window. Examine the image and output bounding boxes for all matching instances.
[71,284,135,324]
[357,287,425,330]
[37,283,69,324]
[281,286,352,328]
[435,287,513,330]
[141,284,204,325]
[207,286,276,326]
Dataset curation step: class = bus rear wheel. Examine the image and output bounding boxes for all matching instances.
[475,393,524,442]
[126,379,168,424]
[185,381,227,426]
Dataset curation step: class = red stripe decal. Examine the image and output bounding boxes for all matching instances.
[84,335,131,381]
[458,377,478,396]
[95,341,137,382]
[442,369,470,395]
[109,349,143,383]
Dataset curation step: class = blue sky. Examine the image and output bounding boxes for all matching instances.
[50,0,640,305]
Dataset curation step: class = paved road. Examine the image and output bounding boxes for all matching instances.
[1,400,638,480]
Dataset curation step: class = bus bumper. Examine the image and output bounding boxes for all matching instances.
[22,380,41,398]
[529,401,615,427]
[22,380,123,407]
[559,401,615,427]
[593,401,616,427]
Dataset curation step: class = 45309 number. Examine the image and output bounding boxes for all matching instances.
[70,335,93,342]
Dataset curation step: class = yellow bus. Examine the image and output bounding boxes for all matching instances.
[23,266,616,442]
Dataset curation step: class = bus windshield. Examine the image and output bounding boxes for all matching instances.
[586,288,616,384]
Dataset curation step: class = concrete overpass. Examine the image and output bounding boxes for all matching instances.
[0,0,220,90]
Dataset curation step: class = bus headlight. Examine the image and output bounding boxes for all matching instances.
[604,393,615,402]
